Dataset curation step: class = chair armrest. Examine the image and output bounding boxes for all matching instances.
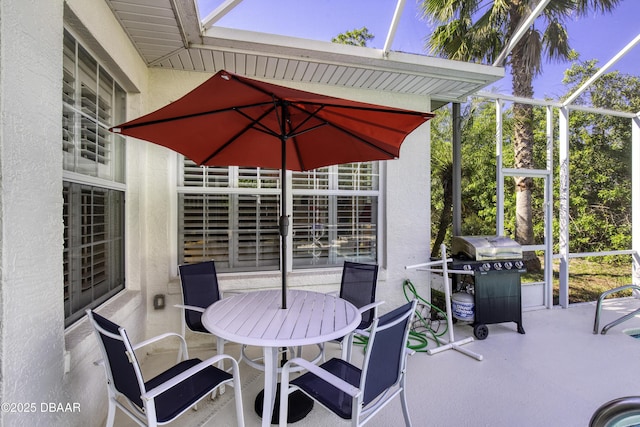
[358,300,384,315]
[283,358,360,398]
[141,354,240,400]
[352,301,385,336]
[352,328,371,339]
[174,304,205,313]
[221,290,243,298]
[131,332,189,361]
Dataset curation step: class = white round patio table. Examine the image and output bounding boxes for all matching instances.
[201,289,361,427]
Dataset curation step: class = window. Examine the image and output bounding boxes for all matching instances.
[178,162,281,271]
[292,163,378,267]
[178,160,379,272]
[62,30,126,326]
[63,183,125,326]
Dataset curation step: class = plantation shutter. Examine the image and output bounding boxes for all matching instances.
[292,195,331,265]
[178,160,280,271]
[62,30,126,326]
[64,182,124,326]
[291,163,378,267]
[235,194,280,269]
[179,192,231,266]
[63,35,125,181]
[178,160,380,271]
[335,195,377,260]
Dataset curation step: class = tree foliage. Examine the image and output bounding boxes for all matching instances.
[421,0,621,271]
[331,27,374,47]
[430,62,637,261]
[560,61,638,255]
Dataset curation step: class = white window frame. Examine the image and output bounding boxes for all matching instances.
[177,158,381,273]
[62,28,126,327]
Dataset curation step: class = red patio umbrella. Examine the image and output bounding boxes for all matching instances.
[111,69,433,308]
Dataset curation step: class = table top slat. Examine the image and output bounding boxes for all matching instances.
[292,292,324,339]
[320,296,338,336]
[202,289,360,347]
[233,291,279,338]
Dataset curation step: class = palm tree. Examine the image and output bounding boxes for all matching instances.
[420,0,620,270]
[431,133,455,258]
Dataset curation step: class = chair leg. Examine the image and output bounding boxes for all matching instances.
[217,336,226,396]
[341,333,354,362]
[400,379,412,427]
[145,403,159,427]
[278,368,292,427]
[230,360,245,427]
[105,399,116,427]
[351,397,362,427]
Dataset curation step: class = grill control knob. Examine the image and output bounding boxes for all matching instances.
[481,263,491,271]
[462,264,472,271]
[493,262,503,270]
[504,261,513,269]
[514,261,524,269]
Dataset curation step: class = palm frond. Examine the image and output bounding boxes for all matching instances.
[574,0,622,16]
[519,29,543,75]
[543,20,571,62]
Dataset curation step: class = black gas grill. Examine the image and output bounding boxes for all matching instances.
[450,235,526,340]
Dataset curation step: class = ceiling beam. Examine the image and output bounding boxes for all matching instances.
[200,27,503,83]
[171,0,204,45]
[563,33,640,106]
[383,0,407,57]
[201,0,244,29]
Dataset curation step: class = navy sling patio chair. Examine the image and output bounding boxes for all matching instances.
[279,299,417,427]
[176,260,222,338]
[176,261,225,362]
[327,261,384,362]
[87,309,244,427]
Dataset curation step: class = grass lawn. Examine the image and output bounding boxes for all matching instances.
[525,256,635,305]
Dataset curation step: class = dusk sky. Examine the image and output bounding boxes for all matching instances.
[198,0,639,99]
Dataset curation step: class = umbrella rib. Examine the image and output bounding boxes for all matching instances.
[201,105,278,165]
[113,101,279,131]
[286,104,327,136]
[233,105,281,137]
[325,122,397,158]
[295,101,431,118]
[286,105,329,140]
[287,103,398,159]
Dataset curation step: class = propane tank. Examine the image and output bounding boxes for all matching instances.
[451,292,475,322]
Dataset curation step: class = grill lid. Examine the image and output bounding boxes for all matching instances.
[452,235,522,261]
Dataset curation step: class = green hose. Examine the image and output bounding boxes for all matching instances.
[350,278,449,353]
[402,279,449,352]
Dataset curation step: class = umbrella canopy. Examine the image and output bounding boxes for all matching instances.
[111,70,434,307]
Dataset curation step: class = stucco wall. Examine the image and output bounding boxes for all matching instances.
[385,122,433,308]
[0,0,148,426]
[0,0,65,425]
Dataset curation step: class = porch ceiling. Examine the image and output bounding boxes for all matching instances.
[104,0,504,109]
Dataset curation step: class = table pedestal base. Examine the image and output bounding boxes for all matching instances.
[254,384,314,424]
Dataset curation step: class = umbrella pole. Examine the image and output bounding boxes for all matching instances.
[279,148,288,310]
[279,103,289,310]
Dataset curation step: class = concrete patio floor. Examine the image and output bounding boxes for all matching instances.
[111,297,640,427]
